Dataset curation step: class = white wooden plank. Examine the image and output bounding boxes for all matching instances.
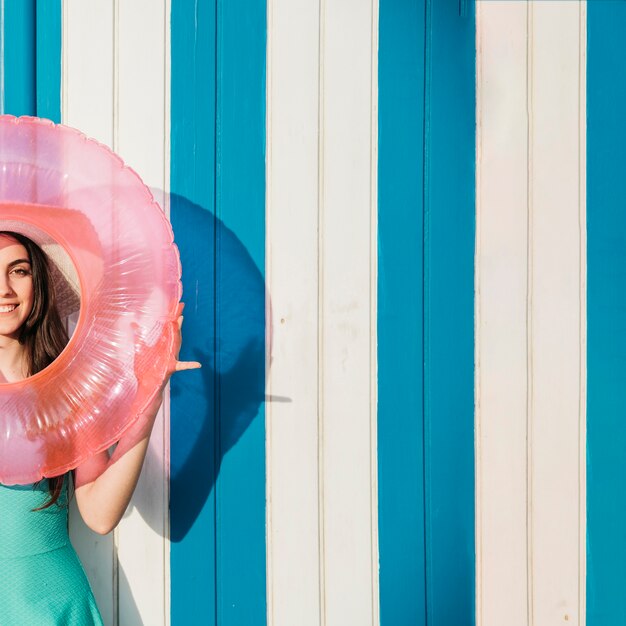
[163,7,172,626]
[63,2,170,625]
[62,0,114,147]
[578,7,587,622]
[114,2,168,625]
[476,2,587,624]
[63,2,116,625]
[368,1,379,623]
[321,0,377,623]
[267,0,379,623]
[475,4,530,624]
[530,3,585,623]
[265,1,322,625]
[116,0,167,191]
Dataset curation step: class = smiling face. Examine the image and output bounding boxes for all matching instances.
[0,235,34,341]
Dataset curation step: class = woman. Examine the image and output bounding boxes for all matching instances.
[0,231,200,624]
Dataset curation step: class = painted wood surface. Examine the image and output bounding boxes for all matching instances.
[587,3,626,624]
[266,0,379,624]
[425,2,475,623]
[530,6,586,623]
[3,0,36,115]
[63,1,170,624]
[265,0,321,623]
[35,0,61,122]
[321,1,378,623]
[377,0,426,623]
[476,2,586,624]
[169,2,217,623]
[170,1,267,625]
[214,0,267,622]
[475,4,528,623]
[378,1,475,624]
[112,3,170,624]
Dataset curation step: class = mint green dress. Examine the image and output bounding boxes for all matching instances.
[0,477,103,625]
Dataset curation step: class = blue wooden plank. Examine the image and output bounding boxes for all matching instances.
[3,0,36,116]
[170,0,218,623]
[378,0,475,624]
[378,0,426,624]
[170,1,266,624]
[35,0,61,122]
[0,1,60,120]
[426,1,475,624]
[215,1,266,624]
[587,4,626,624]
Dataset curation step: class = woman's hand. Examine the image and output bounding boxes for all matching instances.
[170,302,203,374]
[137,304,201,427]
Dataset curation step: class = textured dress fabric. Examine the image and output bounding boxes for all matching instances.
[0,477,103,625]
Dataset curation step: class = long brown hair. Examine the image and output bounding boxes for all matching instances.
[0,231,71,508]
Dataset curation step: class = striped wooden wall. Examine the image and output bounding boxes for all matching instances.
[11,1,626,625]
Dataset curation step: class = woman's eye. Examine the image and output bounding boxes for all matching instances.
[11,268,30,277]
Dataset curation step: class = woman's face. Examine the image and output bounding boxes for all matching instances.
[0,235,34,340]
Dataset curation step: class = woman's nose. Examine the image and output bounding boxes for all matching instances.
[0,275,15,296]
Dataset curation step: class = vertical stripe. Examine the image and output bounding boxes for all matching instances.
[113,1,170,624]
[321,0,378,622]
[369,1,380,622]
[3,0,35,115]
[0,0,60,121]
[62,1,170,623]
[62,3,123,624]
[62,1,114,143]
[378,0,426,623]
[587,3,626,624]
[216,0,266,623]
[579,9,587,622]
[426,1,475,623]
[170,1,217,623]
[378,0,475,624]
[475,4,529,623]
[35,0,61,122]
[318,3,326,618]
[170,0,266,624]
[62,0,115,614]
[265,0,322,622]
[477,2,586,624]
[266,0,378,622]
[63,1,117,610]
[530,5,585,623]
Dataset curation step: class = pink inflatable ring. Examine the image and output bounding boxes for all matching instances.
[0,115,181,484]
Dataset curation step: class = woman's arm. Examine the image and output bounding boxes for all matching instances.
[73,312,200,535]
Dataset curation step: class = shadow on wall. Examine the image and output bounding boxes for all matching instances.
[132,193,270,542]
